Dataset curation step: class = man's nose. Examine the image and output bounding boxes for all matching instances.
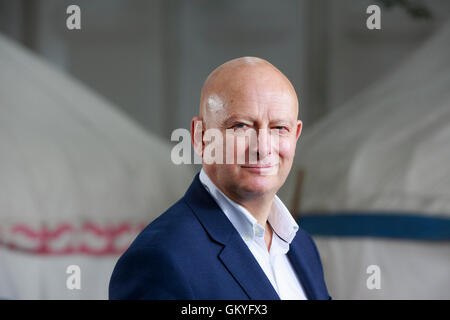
[256,129,271,160]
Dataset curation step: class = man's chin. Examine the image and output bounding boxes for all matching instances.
[237,174,279,196]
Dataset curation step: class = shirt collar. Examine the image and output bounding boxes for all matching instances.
[199,169,299,245]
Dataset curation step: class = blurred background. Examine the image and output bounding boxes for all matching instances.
[0,0,449,299]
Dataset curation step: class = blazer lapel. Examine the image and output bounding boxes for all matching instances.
[219,233,280,300]
[184,174,280,300]
[287,240,318,300]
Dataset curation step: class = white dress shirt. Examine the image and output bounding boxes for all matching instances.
[199,169,307,300]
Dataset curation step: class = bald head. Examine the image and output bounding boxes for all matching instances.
[199,57,299,126]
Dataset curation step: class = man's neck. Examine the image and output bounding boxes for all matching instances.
[227,191,275,252]
[237,194,274,227]
[200,169,276,251]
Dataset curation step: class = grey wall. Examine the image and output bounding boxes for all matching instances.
[325,0,450,110]
[169,0,309,131]
[1,0,449,140]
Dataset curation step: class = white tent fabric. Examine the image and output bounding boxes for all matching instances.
[280,21,450,299]
[0,34,194,299]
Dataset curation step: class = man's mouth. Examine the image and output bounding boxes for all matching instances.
[240,164,279,175]
[241,165,274,168]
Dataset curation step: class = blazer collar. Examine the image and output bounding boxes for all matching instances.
[183,173,317,300]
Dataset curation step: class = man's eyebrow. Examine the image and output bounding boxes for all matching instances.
[270,119,296,126]
[222,115,254,127]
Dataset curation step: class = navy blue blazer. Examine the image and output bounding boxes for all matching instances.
[109,174,330,300]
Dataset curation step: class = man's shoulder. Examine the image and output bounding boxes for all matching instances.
[291,225,331,300]
[126,198,205,253]
[291,226,323,261]
[292,225,314,243]
[109,197,202,299]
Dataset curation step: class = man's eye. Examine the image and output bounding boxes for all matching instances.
[233,123,247,129]
[273,126,288,132]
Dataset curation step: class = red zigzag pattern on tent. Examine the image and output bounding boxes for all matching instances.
[0,222,147,255]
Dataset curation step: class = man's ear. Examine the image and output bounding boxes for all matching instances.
[191,116,204,157]
[295,120,303,141]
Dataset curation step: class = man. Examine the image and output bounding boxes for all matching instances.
[109,57,330,300]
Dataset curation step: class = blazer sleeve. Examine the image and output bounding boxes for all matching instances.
[109,245,195,300]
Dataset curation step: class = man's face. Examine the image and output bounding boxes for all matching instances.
[196,72,302,201]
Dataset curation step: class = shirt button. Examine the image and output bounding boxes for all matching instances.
[254,226,264,237]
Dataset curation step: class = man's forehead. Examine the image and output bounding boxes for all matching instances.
[203,89,297,124]
[220,99,298,123]
[200,57,299,120]
[222,87,297,110]
[221,112,297,125]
